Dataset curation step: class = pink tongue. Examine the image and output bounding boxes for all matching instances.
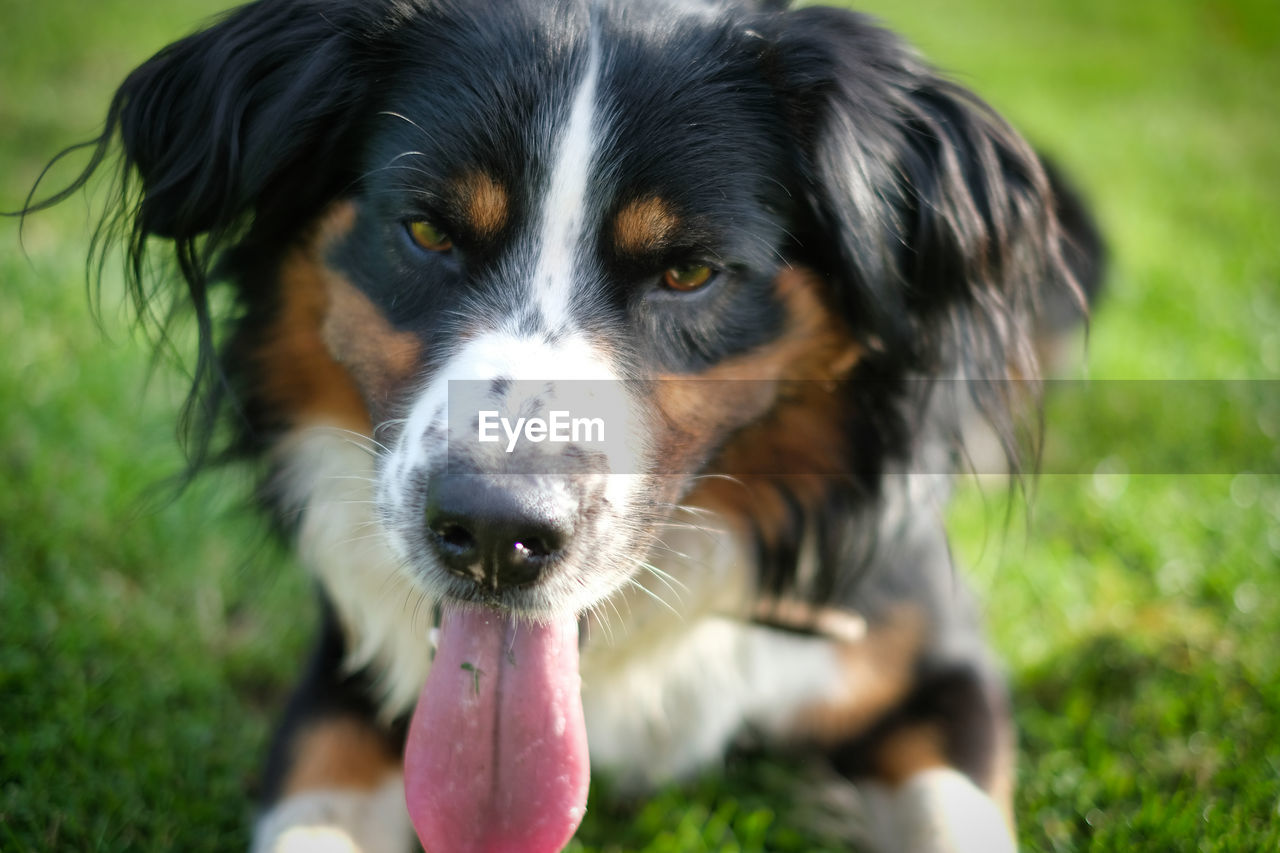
[404,608,589,853]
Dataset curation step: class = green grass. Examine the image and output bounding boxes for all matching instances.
[2,0,1278,850]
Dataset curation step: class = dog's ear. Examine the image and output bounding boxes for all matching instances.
[21,0,402,473]
[110,0,382,242]
[766,7,1085,378]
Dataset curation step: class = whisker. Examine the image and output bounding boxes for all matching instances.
[646,541,694,563]
[686,472,746,488]
[322,474,379,484]
[315,425,393,456]
[585,601,615,645]
[636,559,688,594]
[599,590,628,639]
[653,520,722,534]
[625,577,680,618]
[376,111,438,142]
[332,531,391,548]
[374,418,409,438]
[668,504,719,519]
[634,565,686,606]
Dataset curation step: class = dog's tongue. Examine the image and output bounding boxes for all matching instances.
[404,607,589,853]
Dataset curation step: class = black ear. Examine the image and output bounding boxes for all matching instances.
[111,0,382,242]
[768,7,1088,378]
[21,0,400,473]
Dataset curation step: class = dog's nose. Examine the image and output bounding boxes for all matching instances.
[424,474,576,591]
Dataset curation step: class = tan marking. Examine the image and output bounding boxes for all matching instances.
[321,275,421,407]
[787,606,926,746]
[282,717,400,795]
[874,723,950,787]
[753,598,867,644]
[455,172,509,238]
[873,718,1017,834]
[614,196,679,255]
[259,202,421,431]
[653,268,863,542]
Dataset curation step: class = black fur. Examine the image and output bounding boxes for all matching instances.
[24,0,389,470]
[258,596,406,806]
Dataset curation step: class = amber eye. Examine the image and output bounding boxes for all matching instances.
[662,263,714,291]
[407,220,454,252]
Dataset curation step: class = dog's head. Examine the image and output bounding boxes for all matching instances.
[39,0,1089,847]
[70,0,1078,617]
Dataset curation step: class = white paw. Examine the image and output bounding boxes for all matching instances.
[863,768,1017,853]
[252,775,413,853]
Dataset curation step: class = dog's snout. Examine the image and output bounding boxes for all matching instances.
[424,474,576,591]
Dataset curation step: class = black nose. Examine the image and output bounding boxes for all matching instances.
[424,474,576,591]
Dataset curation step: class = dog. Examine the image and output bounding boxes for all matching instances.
[30,0,1104,849]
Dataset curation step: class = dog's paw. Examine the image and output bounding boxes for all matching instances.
[862,768,1017,853]
[258,824,365,853]
[251,775,412,853]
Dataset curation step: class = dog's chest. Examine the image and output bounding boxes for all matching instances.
[577,527,846,788]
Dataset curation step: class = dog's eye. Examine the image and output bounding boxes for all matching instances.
[662,263,714,292]
[407,220,454,253]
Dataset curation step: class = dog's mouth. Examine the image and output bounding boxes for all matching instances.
[378,365,674,849]
[403,605,590,853]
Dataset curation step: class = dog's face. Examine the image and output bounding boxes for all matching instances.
[326,2,788,618]
[304,2,872,622]
[201,0,1054,629]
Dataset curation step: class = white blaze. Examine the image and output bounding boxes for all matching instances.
[530,38,603,329]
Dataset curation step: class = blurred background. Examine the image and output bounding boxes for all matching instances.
[2,0,1277,849]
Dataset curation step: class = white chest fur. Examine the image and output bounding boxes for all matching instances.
[578,526,847,787]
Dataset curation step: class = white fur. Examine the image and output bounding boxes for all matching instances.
[377,327,650,614]
[277,427,433,717]
[252,775,411,853]
[382,329,621,496]
[580,523,854,787]
[861,768,1018,853]
[530,34,602,329]
[583,615,850,785]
